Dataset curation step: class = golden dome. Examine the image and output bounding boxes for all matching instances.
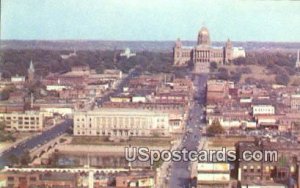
[197,27,211,46]
[199,27,209,35]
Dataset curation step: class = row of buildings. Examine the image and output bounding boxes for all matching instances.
[206,79,300,136]
[195,137,300,188]
[0,64,124,132]
[0,170,155,188]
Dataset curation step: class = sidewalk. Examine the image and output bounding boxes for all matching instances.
[190,137,207,180]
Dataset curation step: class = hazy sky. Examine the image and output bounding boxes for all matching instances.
[1,0,300,41]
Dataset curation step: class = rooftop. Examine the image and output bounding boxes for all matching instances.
[76,108,169,116]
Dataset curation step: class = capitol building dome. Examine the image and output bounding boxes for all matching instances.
[197,27,211,46]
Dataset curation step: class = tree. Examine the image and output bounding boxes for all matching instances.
[230,71,242,83]
[237,67,252,74]
[0,85,15,101]
[9,154,19,165]
[210,62,218,72]
[95,64,105,74]
[153,158,164,169]
[284,66,296,76]
[217,67,229,80]
[206,119,225,135]
[233,57,246,65]
[20,151,31,166]
[275,74,289,85]
[59,138,67,143]
[0,121,5,131]
[187,60,194,70]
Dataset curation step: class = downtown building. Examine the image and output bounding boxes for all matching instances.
[0,111,44,132]
[291,94,300,111]
[236,138,300,188]
[73,108,170,138]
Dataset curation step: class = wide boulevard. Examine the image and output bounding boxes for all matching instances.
[168,73,208,188]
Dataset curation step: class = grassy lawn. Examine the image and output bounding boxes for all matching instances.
[220,64,275,84]
[71,136,172,147]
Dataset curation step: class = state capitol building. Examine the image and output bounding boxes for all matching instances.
[173,26,245,67]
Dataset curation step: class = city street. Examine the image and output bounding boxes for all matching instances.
[168,73,208,188]
[96,65,140,106]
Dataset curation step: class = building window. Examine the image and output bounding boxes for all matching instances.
[266,166,270,173]
[243,165,247,173]
[257,167,261,173]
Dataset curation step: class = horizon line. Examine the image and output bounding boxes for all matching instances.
[1,39,300,43]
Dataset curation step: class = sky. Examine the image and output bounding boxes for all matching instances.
[1,0,300,42]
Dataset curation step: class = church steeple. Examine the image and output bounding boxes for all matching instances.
[28,60,35,82]
[29,60,35,71]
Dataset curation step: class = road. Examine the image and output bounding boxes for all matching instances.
[0,119,72,168]
[96,66,141,106]
[168,73,208,188]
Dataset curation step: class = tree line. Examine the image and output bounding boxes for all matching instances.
[0,49,175,79]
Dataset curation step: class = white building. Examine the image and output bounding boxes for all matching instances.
[0,111,44,132]
[73,108,170,137]
[46,85,69,91]
[197,163,231,187]
[207,116,257,129]
[232,47,246,59]
[240,97,252,104]
[132,96,146,103]
[120,48,136,59]
[11,75,26,83]
[291,94,300,111]
[40,107,73,116]
[61,49,77,60]
[252,105,275,115]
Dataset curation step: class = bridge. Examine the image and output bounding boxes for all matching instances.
[29,135,65,162]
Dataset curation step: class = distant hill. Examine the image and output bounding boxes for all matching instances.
[1,40,299,52]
